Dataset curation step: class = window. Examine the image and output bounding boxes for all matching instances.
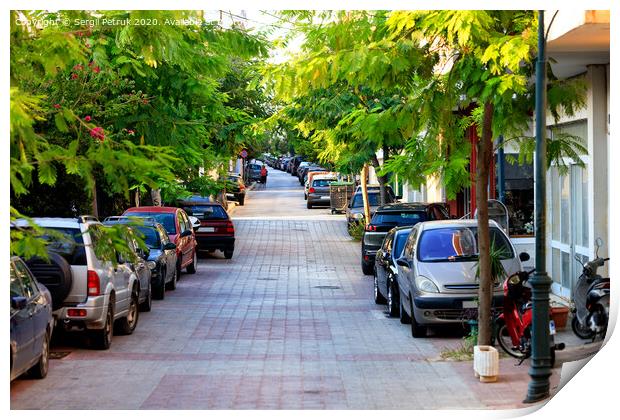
[499,154,534,236]
[382,232,393,252]
[125,212,177,234]
[393,230,411,259]
[403,228,418,259]
[312,179,337,187]
[135,226,161,249]
[13,259,38,299]
[351,192,382,208]
[10,263,25,299]
[43,227,87,265]
[417,227,513,262]
[371,211,427,226]
[182,205,228,221]
[157,225,170,244]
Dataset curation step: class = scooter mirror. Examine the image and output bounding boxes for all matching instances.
[595,237,604,258]
[508,274,520,285]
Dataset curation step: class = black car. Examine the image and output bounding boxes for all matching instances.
[299,165,326,185]
[179,199,235,259]
[103,217,178,299]
[226,173,246,206]
[361,202,450,275]
[373,226,414,317]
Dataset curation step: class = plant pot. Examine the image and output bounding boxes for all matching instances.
[550,306,569,330]
[473,345,499,383]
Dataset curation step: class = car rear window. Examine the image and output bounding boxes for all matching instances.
[312,179,337,187]
[124,212,176,234]
[417,226,513,262]
[183,205,228,221]
[43,227,87,265]
[351,192,381,208]
[372,211,427,226]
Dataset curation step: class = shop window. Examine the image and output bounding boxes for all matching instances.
[499,154,534,236]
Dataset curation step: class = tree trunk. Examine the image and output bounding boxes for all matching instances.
[151,189,162,206]
[371,151,390,205]
[477,101,495,346]
[91,179,99,218]
[361,163,371,224]
[134,189,140,207]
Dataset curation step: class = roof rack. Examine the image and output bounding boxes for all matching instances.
[78,215,100,223]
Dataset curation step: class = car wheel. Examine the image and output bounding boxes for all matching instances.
[115,288,139,335]
[373,271,386,304]
[399,294,411,324]
[28,329,50,379]
[224,248,234,259]
[91,302,114,350]
[166,266,177,291]
[154,267,166,300]
[304,193,307,200]
[387,278,400,318]
[139,281,152,312]
[186,251,197,274]
[409,297,427,338]
[307,201,313,209]
[238,195,245,206]
[361,258,374,275]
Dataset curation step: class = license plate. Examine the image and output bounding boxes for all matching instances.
[462,300,477,309]
[320,196,330,200]
[549,320,556,335]
[198,227,215,232]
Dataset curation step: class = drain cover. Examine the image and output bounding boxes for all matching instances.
[49,351,71,359]
[314,285,341,290]
[257,277,277,281]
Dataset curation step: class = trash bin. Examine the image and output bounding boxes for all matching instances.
[329,182,355,214]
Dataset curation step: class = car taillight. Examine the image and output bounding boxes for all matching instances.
[87,270,100,296]
[226,221,235,233]
[308,187,315,193]
[67,309,87,317]
[239,185,245,190]
[365,224,377,232]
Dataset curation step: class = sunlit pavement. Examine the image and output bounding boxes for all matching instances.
[11,167,568,409]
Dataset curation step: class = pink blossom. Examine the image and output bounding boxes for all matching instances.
[71,73,78,80]
[127,129,135,135]
[53,104,61,109]
[84,115,92,122]
[142,99,149,105]
[93,66,101,74]
[89,126,105,141]
[73,64,84,71]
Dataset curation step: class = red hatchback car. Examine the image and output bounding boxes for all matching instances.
[122,206,198,277]
[179,198,235,259]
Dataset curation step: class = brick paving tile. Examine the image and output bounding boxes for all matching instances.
[11,168,564,410]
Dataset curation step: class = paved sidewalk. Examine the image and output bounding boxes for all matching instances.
[10,168,585,410]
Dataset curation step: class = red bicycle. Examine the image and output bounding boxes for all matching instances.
[495,269,564,366]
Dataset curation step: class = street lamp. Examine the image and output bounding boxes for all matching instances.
[524,10,553,404]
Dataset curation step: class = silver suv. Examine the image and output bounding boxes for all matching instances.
[19,216,141,349]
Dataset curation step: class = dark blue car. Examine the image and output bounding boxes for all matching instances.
[10,256,54,381]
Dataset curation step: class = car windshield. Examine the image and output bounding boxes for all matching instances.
[351,192,382,208]
[313,179,336,187]
[372,211,427,226]
[135,226,160,249]
[125,212,176,234]
[417,226,513,262]
[392,231,411,258]
[184,205,227,221]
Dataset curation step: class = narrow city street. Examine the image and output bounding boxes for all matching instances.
[10,168,561,410]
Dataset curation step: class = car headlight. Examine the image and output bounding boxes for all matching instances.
[415,276,439,293]
[147,261,156,270]
[353,213,364,219]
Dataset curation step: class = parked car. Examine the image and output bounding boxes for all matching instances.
[179,198,235,259]
[299,165,326,185]
[304,171,330,199]
[289,156,305,174]
[104,217,177,300]
[245,162,262,183]
[395,219,527,337]
[361,203,450,274]
[122,206,198,277]
[307,174,339,208]
[226,173,246,206]
[10,256,54,381]
[19,216,141,349]
[373,226,414,317]
[345,186,396,227]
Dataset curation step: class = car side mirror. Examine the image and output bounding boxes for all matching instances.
[163,242,176,251]
[11,296,28,310]
[396,257,410,268]
[519,252,530,262]
[180,229,193,238]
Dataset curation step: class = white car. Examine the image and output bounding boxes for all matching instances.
[16,216,142,349]
[395,219,529,337]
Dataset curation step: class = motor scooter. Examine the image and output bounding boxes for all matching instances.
[572,237,610,341]
[495,268,564,366]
